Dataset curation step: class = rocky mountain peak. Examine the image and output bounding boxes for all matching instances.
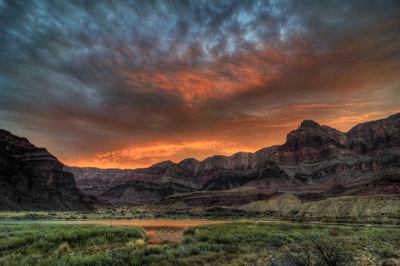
[151,160,175,168]
[300,120,321,129]
[271,119,352,163]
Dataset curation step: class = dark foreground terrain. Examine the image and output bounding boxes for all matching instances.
[1,221,399,266]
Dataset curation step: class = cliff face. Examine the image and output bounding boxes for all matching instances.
[347,113,400,156]
[271,120,355,164]
[0,129,84,210]
[277,114,400,163]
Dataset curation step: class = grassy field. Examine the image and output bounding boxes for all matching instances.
[1,222,399,265]
[0,207,277,221]
[2,205,398,226]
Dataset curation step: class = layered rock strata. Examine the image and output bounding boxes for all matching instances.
[0,129,84,210]
[66,113,400,207]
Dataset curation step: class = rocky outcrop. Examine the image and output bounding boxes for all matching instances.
[347,113,400,156]
[243,160,300,190]
[98,178,197,206]
[271,120,356,164]
[78,190,112,209]
[201,170,259,191]
[147,190,280,210]
[0,129,84,210]
[275,114,400,164]
[181,146,279,177]
[351,174,400,196]
[308,156,400,185]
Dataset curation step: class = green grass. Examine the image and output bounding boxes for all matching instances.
[1,222,399,265]
[0,224,146,265]
[0,207,278,221]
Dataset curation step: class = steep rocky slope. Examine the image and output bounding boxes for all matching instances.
[347,113,400,156]
[0,129,84,210]
[270,120,356,164]
[99,178,198,206]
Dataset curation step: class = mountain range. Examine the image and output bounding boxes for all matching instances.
[1,113,400,215]
[65,113,400,209]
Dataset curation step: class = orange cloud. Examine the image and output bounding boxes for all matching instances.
[124,49,284,103]
[62,140,249,169]
[54,19,400,170]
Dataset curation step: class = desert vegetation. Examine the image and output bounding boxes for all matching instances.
[0,207,276,221]
[1,222,399,265]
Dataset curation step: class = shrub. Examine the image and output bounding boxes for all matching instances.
[311,237,353,266]
[144,246,162,255]
[189,245,201,255]
[165,249,180,261]
[196,233,209,242]
[281,243,313,266]
[126,239,146,249]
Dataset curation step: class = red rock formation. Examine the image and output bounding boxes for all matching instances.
[65,113,400,207]
[272,120,356,164]
[0,129,84,210]
[65,146,278,195]
[347,113,400,156]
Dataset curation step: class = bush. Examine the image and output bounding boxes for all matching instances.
[183,227,197,236]
[144,246,162,255]
[311,237,353,266]
[281,243,313,266]
[126,239,146,249]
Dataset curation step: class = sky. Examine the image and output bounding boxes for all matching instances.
[1,0,400,169]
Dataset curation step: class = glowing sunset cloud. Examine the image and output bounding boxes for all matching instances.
[124,52,281,103]
[0,1,399,169]
[62,140,251,169]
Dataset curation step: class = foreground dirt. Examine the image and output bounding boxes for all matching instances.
[82,220,248,246]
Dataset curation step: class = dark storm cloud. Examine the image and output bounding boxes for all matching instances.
[205,17,400,121]
[1,0,399,168]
